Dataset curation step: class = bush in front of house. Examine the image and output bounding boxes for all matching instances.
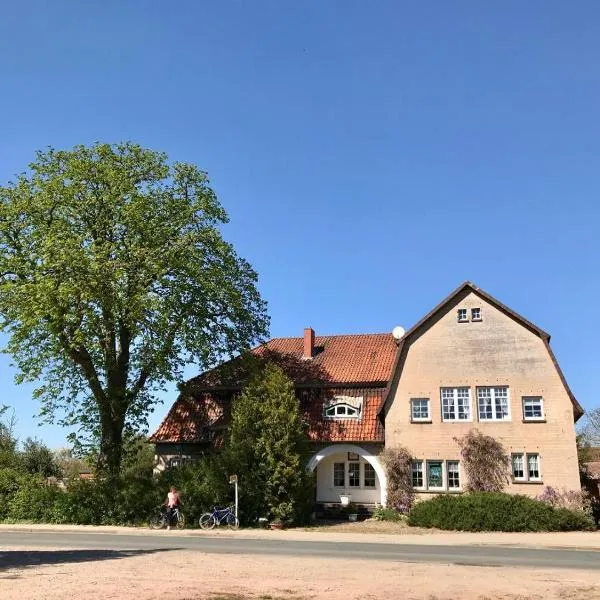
[407,492,595,532]
[157,458,231,525]
[227,363,313,525]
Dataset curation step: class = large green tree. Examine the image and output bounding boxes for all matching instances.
[0,143,269,474]
[227,363,310,523]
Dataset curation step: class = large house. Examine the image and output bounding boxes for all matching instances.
[150,282,583,508]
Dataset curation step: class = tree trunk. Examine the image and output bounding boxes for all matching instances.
[97,406,126,476]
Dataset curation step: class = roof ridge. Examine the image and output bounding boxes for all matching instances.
[264,332,392,342]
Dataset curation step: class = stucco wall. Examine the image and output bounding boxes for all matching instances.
[385,290,580,497]
[315,453,381,504]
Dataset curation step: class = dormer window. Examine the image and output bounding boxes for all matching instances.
[323,396,363,419]
[325,404,360,418]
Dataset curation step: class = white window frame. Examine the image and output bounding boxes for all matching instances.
[527,453,541,481]
[447,460,461,490]
[348,461,361,488]
[411,460,462,491]
[363,463,376,488]
[333,460,378,489]
[511,452,542,482]
[522,396,545,421]
[410,398,431,422]
[511,453,526,481]
[477,387,511,422]
[457,308,468,322]
[441,387,472,422]
[333,462,345,487]
[411,460,425,490]
[471,307,482,321]
[324,403,360,419]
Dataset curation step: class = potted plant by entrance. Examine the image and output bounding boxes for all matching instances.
[345,502,359,522]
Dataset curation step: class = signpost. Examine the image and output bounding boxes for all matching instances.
[229,474,238,526]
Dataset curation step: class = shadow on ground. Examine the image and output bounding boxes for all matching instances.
[0,548,180,573]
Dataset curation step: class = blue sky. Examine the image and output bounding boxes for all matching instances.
[1,1,598,448]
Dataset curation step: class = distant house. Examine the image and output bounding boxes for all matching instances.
[150,282,583,508]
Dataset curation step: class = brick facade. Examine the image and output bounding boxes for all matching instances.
[383,288,581,496]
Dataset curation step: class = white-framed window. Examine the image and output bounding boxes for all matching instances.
[477,387,510,421]
[441,387,471,421]
[324,403,360,419]
[512,454,525,480]
[447,461,461,489]
[348,462,360,487]
[412,461,424,489]
[363,463,376,488]
[333,460,378,489]
[411,398,430,421]
[333,462,345,487]
[412,460,461,491]
[471,307,482,321]
[457,308,468,322]
[512,453,542,482]
[522,397,544,421]
[528,454,541,481]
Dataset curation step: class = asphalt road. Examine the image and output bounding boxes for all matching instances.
[1,530,599,570]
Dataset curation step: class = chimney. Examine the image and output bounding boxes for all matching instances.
[303,327,315,359]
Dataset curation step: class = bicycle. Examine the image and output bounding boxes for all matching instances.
[199,505,239,529]
[149,506,185,530]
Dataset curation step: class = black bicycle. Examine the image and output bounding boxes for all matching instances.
[199,505,238,529]
[149,506,185,530]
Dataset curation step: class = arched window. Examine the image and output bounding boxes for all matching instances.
[324,402,361,419]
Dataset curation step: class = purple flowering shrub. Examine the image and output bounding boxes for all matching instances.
[537,486,593,516]
[381,447,415,514]
[454,429,510,492]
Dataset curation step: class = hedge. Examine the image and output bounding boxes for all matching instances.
[407,492,595,532]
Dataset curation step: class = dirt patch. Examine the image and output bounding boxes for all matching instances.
[0,546,598,600]
[300,518,425,535]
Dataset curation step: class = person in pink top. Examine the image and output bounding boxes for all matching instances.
[163,486,181,530]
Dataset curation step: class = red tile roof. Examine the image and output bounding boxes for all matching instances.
[149,387,385,444]
[150,332,394,444]
[189,333,397,389]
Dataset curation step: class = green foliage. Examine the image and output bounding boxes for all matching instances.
[7,475,62,522]
[158,458,231,524]
[407,492,595,532]
[20,438,62,478]
[45,475,162,526]
[0,468,29,520]
[227,364,311,524]
[372,506,407,522]
[454,429,510,492]
[0,142,269,474]
[0,406,18,468]
[120,435,156,479]
[381,447,415,513]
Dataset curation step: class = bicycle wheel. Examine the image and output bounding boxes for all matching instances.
[199,513,216,530]
[176,511,185,529]
[149,512,166,530]
[225,512,239,529]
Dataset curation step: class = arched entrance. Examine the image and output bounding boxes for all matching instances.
[306,444,387,506]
